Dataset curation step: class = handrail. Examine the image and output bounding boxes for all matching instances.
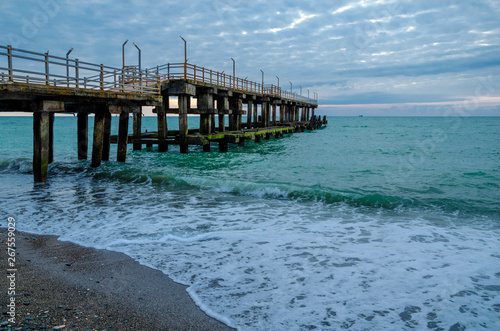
[0,45,318,104]
[0,45,158,94]
[153,62,317,105]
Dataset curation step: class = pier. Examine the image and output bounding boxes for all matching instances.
[0,44,325,182]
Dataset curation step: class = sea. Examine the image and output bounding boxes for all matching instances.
[1,115,499,330]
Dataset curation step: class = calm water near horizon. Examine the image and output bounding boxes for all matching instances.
[1,115,499,330]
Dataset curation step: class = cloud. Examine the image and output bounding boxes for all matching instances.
[0,0,499,114]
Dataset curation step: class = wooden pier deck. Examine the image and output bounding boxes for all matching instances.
[0,45,325,182]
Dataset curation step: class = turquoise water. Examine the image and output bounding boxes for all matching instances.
[1,115,499,330]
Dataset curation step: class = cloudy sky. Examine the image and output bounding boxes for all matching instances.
[1,0,499,115]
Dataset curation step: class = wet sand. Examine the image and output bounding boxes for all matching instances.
[0,229,234,330]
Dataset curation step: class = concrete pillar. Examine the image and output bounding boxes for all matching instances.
[280,104,285,123]
[219,140,228,152]
[211,114,216,133]
[117,112,129,162]
[77,113,88,160]
[253,102,258,127]
[48,113,54,164]
[217,97,228,132]
[102,113,112,161]
[246,100,253,129]
[229,97,241,131]
[272,103,277,126]
[33,112,50,182]
[198,91,213,135]
[157,97,168,152]
[91,112,106,168]
[179,94,189,153]
[262,102,269,127]
[133,111,142,151]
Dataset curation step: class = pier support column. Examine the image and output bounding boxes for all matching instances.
[33,101,63,182]
[246,100,253,129]
[280,104,285,123]
[117,111,129,162]
[179,94,189,153]
[33,112,50,182]
[272,103,277,126]
[91,112,106,168]
[229,97,242,131]
[219,140,228,152]
[48,113,54,164]
[252,103,259,128]
[262,100,270,127]
[211,114,216,133]
[102,113,112,161]
[133,111,142,151]
[217,96,228,132]
[198,89,214,135]
[77,113,88,160]
[157,97,168,152]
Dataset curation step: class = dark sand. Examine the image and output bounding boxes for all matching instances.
[0,229,234,330]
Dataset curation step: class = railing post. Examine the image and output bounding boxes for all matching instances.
[122,66,125,92]
[45,52,49,85]
[75,59,79,88]
[84,77,87,89]
[193,64,196,82]
[139,69,143,93]
[7,45,13,81]
[168,63,170,79]
[100,64,104,90]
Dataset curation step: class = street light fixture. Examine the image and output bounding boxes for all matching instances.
[66,47,73,87]
[133,42,142,89]
[307,89,310,98]
[231,57,235,88]
[289,81,293,95]
[299,85,302,96]
[260,69,264,93]
[180,35,187,78]
[122,40,129,69]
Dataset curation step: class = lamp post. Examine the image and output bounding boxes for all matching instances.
[180,35,187,78]
[289,81,293,96]
[260,69,264,93]
[122,40,128,69]
[299,85,302,96]
[307,89,310,98]
[231,57,235,88]
[275,75,279,95]
[66,47,73,87]
[133,42,142,89]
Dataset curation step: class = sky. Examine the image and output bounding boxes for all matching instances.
[1,0,499,116]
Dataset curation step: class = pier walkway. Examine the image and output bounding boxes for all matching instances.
[0,45,325,182]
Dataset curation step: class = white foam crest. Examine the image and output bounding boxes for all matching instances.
[3,171,500,330]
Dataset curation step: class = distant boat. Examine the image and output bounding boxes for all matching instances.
[359,115,364,117]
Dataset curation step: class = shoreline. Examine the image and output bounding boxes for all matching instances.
[0,228,234,330]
